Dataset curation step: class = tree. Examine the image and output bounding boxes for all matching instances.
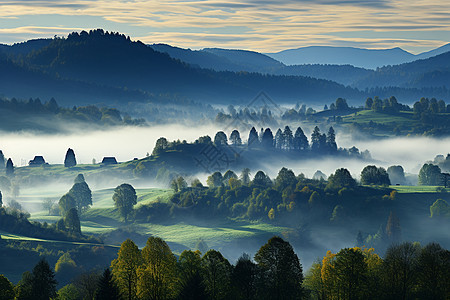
[274,128,283,149]
[113,183,137,222]
[254,236,304,300]
[57,284,80,300]
[416,243,450,300]
[261,128,274,149]
[137,237,177,300]
[232,253,257,300]
[283,126,293,150]
[240,168,251,186]
[171,176,188,192]
[74,271,101,300]
[326,127,337,152]
[152,137,169,155]
[214,131,228,146]
[327,168,356,189]
[64,208,81,235]
[333,248,368,300]
[177,250,207,300]
[0,191,2,207]
[229,130,242,146]
[15,271,33,300]
[311,126,322,152]
[430,199,450,219]
[360,165,391,186]
[293,127,308,151]
[59,193,76,216]
[275,167,297,190]
[418,163,442,185]
[252,171,271,187]
[0,151,5,169]
[207,172,223,188]
[248,127,259,148]
[335,98,349,110]
[365,97,373,109]
[55,252,78,285]
[68,180,92,214]
[386,211,401,243]
[382,242,420,300]
[201,249,232,300]
[0,274,14,300]
[5,158,13,177]
[64,148,77,167]
[387,165,406,185]
[111,239,142,300]
[31,259,58,300]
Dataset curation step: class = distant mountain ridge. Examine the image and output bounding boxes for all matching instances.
[0,29,449,107]
[265,44,450,69]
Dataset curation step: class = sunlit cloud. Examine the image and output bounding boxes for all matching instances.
[0,0,448,53]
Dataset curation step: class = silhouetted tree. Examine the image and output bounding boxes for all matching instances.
[64,208,81,235]
[201,249,232,300]
[5,158,13,177]
[248,127,259,148]
[113,183,137,222]
[95,268,120,300]
[229,130,242,146]
[386,212,401,243]
[68,177,92,214]
[232,253,257,300]
[293,127,308,151]
[64,148,77,167]
[283,126,293,150]
[418,163,442,186]
[153,137,169,155]
[326,127,337,152]
[274,129,283,149]
[261,128,274,149]
[361,165,391,186]
[0,150,5,169]
[214,131,228,146]
[31,259,58,300]
[254,236,304,300]
[0,274,14,300]
[327,168,356,189]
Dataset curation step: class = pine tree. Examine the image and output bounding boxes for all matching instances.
[274,129,283,149]
[283,126,293,150]
[326,127,337,152]
[293,127,308,151]
[64,148,77,167]
[5,158,13,177]
[248,127,259,148]
[0,150,5,169]
[96,268,120,300]
[31,259,58,300]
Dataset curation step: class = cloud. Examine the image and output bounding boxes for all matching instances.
[0,0,448,53]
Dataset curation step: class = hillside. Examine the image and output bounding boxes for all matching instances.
[266,46,415,69]
[354,51,450,89]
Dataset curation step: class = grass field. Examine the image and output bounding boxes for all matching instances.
[391,185,449,193]
[341,110,415,125]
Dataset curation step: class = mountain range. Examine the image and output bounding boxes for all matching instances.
[0,29,449,108]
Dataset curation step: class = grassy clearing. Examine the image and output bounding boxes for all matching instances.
[341,110,414,125]
[136,220,289,250]
[391,185,449,193]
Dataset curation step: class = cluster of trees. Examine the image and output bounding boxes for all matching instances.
[413,97,450,115]
[1,236,448,300]
[364,96,410,113]
[418,163,450,186]
[215,105,278,128]
[305,242,450,300]
[153,126,367,157]
[139,166,400,236]
[0,96,146,127]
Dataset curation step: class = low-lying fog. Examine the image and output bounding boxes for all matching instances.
[2,125,448,180]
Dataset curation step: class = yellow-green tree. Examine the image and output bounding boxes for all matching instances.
[321,250,338,299]
[111,239,142,300]
[0,274,14,300]
[303,261,324,300]
[137,237,177,300]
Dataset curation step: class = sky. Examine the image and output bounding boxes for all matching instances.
[0,0,448,53]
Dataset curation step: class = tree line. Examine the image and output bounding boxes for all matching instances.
[1,236,448,299]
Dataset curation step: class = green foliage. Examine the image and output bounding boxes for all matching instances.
[326,168,356,190]
[254,236,304,300]
[361,165,391,186]
[68,181,92,214]
[113,183,137,222]
[30,258,58,300]
[64,208,81,235]
[419,163,442,186]
[59,193,76,216]
[201,249,232,300]
[0,274,14,300]
[232,253,257,300]
[111,239,142,300]
[95,268,120,300]
[137,237,177,300]
[58,284,80,300]
[430,199,450,219]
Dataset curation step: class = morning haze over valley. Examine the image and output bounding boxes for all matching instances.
[0,0,449,299]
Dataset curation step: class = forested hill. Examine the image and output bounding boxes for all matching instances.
[1,29,449,106]
[13,30,362,104]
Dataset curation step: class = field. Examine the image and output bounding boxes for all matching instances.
[340,110,415,125]
[391,185,449,193]
[21,186,289,256]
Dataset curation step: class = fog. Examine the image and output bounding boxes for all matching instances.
[0,124,222,166]
[2,126,449,177]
